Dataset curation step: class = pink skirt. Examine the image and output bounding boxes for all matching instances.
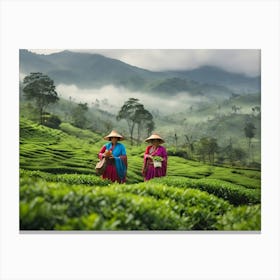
[102,164,125,183]
[144,164,166,181]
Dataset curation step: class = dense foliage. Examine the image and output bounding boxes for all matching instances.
[20,173,260,230]
[22,73,59,124]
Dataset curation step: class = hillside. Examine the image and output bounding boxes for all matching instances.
[20,118,261,230]
[20,87,261,166]
[20,117,261,185]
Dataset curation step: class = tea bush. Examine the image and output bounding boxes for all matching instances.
[215,204,261,230]
[156,177,260,205]
[20,174,260,230]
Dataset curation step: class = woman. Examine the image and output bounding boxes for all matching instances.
[142,133,167,181]
[98,130,127,183]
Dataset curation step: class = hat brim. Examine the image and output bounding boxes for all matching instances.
[103,130,124,141]
[104,136,124,141]
[145,138,164,144]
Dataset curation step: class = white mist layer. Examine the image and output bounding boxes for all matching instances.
[56,84,207,115]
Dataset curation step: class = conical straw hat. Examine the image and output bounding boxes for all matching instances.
[144,133,165,143]
[104,130,124,141]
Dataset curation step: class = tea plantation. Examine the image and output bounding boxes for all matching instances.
[20,118,261,231]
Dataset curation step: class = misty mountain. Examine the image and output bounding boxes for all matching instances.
[19,50,164,89]
[19,50,260,98]
[168,66,260,94]
[148,77,233,97]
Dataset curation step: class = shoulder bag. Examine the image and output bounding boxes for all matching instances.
[95,157,107,175]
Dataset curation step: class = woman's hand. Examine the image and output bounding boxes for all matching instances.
[103,150,112,158]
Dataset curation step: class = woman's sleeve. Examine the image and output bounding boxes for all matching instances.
[161,146,168,161]
[119,144,127,167]
[144,146,151,160]
[142,146,150,175]
[161,146,168,175]
[121,144,127,155]
[98,146,106,160]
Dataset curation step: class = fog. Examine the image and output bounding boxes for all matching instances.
[56,84,207,115]
[30,49,261,77]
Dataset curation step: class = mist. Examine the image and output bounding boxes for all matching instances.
[56,84,207,116]
[29,49,261,77]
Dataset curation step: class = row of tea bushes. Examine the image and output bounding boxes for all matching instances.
[20,169,111,186]
[20,170,260,206]
[20,118,261,185]
[20,175,260,231]
[156,176,261,206]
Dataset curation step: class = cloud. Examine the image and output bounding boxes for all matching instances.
[56,84,206,115]
[29,49,261,77]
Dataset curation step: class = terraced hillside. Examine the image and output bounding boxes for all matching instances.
[20,118,261,230]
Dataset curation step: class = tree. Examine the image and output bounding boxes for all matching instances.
[232,147,247,163]
[184,135,195,159]
[208,138,219,164]
[104,120,113,132]
[217,104,221,117]
[252,106,261,117]
[145,118,155,138]
[117,98,144,145]
[244,121,256,162]
[42,113,61,129]
[232,105,241,114]
[135,108,154,145]
[220,137,247,166]
[23,72,59,124]
[174,133,178,149]
[72,103,89,129]
[197,137,209,163]
[197,137,218,164]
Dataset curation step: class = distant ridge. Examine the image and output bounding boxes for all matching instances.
[19,49,260,97]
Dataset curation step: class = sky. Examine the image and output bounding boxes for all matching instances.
[29,49,261,77]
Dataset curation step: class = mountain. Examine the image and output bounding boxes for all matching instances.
[167,66,260,94]
[148,77,233,97]
[19,50,260,97]
[19,50,164,90]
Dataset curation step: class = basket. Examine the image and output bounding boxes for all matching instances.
[153,161,162,168]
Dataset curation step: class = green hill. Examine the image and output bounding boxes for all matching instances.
[20,118,261,230]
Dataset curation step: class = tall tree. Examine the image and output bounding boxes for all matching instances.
[135,108,154,145]
[244,121,256,162]
[197,137,209,163]
[145,118,155,138]
[23,72,59,124]
[117,98,143,145]
[208,138,219,164]
[184,135,195,159]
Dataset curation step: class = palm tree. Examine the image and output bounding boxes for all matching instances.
[244,121,256,162]
[185,135,195,159]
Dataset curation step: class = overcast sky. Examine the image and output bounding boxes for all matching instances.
[30,49,260,77]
